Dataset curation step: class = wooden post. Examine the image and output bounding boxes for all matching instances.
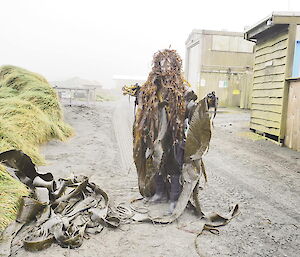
[87,89,90,106]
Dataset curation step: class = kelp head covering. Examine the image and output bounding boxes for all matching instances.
[135,49,186,145]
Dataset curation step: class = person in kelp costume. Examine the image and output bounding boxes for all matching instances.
[123,49,206,213]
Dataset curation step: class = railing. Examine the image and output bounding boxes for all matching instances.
[53,87,96,106]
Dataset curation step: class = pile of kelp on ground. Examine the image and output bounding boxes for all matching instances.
[0,149,239,257]
[0,65,73,233]
[0,150,121,256]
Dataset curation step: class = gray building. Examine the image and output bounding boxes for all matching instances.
[185,30,254,107]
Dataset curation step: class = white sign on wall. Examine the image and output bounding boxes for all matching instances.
[219,80,228,88]
[200,79,206,87]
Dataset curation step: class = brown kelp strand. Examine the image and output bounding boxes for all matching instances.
[0,150,121,255]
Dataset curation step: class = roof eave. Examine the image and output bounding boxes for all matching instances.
[244,13,273,40]
[244,12,300,41]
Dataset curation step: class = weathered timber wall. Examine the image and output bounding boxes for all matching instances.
[250,31,288,137]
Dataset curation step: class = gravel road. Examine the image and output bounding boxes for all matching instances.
[14,99,300,257]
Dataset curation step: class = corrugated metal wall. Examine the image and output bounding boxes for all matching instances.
[250,31,288,137]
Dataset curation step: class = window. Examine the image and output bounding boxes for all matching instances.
[292,40,300,78]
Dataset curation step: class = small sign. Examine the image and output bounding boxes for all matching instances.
[233,89,240,95]
[219,80,228,88]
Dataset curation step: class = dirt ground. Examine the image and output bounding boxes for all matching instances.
[16,98,300,257]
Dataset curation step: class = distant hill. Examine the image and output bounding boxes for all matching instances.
[51,77,103,89]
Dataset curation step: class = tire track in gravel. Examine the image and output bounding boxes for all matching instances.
[113,99,135,172]
[205,156,300,223]
[196,109,300,257]
[199,154,300,257]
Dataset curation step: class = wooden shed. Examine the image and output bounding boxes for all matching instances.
[244,12,300,149]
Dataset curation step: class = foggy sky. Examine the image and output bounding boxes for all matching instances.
[1,0,299,88]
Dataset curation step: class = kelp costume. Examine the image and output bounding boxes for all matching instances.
[123,49,212,216]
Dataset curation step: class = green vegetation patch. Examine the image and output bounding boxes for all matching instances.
[0,166,29,234]
[0,65,73,233]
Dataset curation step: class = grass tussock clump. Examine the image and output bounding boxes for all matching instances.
[0,65,73,163]
[0,165,28,235]
[0,65,73,233]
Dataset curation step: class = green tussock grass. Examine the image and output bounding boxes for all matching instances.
[0,166,29,234]
[0,65,73,234]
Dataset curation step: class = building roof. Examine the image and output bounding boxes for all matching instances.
[186,29,244,45]
[244,12,300,40]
